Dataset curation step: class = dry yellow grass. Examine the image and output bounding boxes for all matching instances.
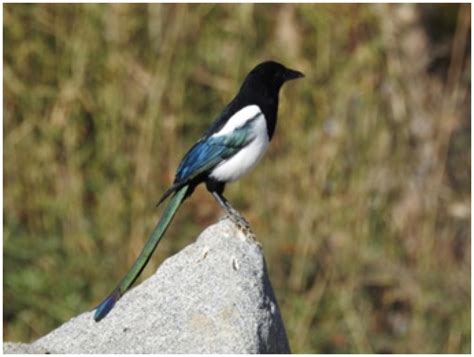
[4,3,470,353]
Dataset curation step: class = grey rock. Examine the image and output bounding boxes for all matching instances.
[7,219,290,354]
[3,342,48,354]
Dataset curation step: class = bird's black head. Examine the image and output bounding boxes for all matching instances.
[240,61,304,96]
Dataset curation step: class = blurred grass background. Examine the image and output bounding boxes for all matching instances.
[3,3,471,353]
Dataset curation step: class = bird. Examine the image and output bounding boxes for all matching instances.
[93,60,304,322]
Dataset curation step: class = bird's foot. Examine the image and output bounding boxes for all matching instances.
[226,213,261,248]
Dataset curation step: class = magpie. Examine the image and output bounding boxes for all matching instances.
[94,61,304,321]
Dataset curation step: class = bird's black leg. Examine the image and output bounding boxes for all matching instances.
[206,179,255,239]
[212,191,257,242]
[211,191,250,228]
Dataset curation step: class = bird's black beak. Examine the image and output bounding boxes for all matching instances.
[284,68,305,81]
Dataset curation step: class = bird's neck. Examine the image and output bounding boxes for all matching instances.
[238,86,280,140]
[261,95,278,140]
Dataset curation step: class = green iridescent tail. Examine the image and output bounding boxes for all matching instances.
[94,185,189,322]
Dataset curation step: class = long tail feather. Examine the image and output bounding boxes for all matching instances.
[156,180,188,207]
[94,185,189,322]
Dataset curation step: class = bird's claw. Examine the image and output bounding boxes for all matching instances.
[225,213,260,247]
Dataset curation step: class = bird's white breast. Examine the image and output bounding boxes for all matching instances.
[210,106,269,183]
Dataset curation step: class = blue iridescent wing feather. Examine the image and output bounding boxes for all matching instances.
[156,115,258,206]
[175,123,255,182]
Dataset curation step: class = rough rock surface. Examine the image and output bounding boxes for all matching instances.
[3,342,47,354]
[5,219,290,354]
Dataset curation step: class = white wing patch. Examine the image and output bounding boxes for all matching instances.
[212,105,262,137]
[210,113,269,183]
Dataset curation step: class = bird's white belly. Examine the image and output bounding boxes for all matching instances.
[210,115,269,182]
